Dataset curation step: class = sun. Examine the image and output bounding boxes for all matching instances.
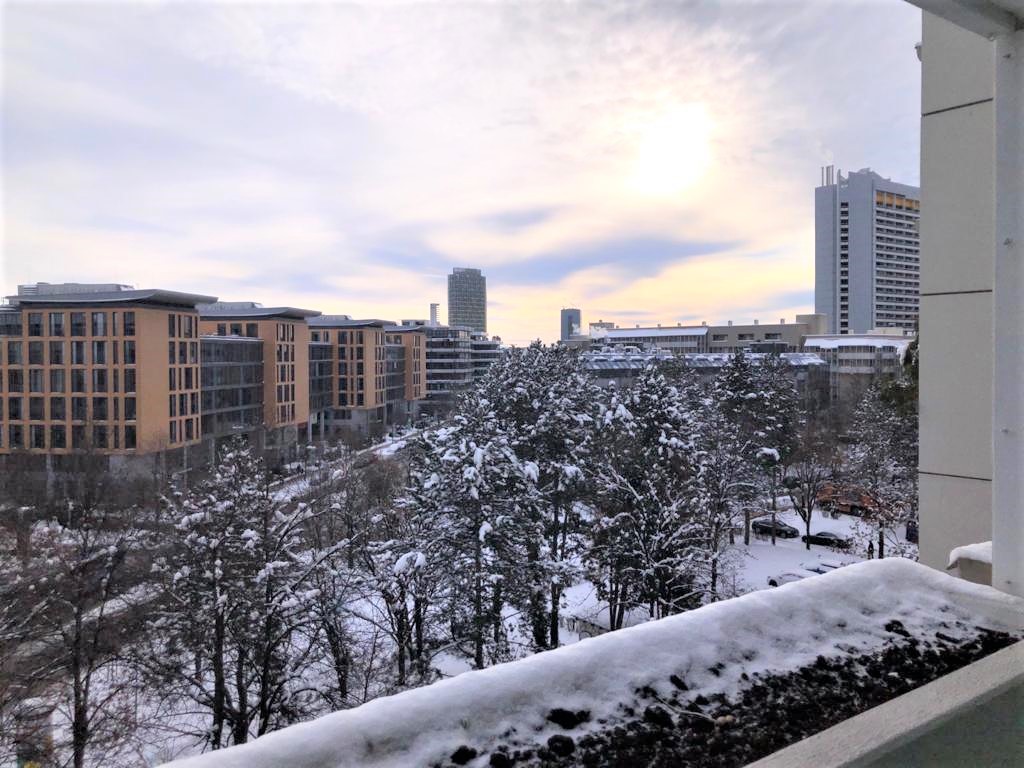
[628,103,714,199]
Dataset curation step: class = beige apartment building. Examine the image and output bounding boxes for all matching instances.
[308,317,427,435]
[0,286,215,457]
[198,303,319,446]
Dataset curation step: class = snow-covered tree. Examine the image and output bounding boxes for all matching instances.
[145,439,333,748]
[588,368,702,625]
[783,416,838,550]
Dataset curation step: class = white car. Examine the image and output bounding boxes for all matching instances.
[766,568,820,587]
[800,558,854,575]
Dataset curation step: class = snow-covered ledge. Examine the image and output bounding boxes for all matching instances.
[947,541,993,587]
[160,560,1023,768]
[747,640,1024,768]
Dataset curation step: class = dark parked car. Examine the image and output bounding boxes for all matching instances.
[752,519,800,538]
[801,531,851,549]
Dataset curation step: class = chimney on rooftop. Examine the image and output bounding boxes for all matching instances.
[781,318,786,324]
[728,320,733,326]
[754,319,759,325]
[702,321,707,326]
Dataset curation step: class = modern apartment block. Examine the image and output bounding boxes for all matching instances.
[198,303,318,447]
[199,335,264,439]
[0,284,215,458]
[560,308,581,341]
[307,317,426,436]
[801,334,912,403]
[815,167,921,335]
[470,332,501,379]
[447,268,487,332]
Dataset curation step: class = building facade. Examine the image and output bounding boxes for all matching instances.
[199,335,264,439]
[199,303,318,447]
[815,167,921,335]
[560,308,581,341]
[307,317,426,436]
[0,285,216,458]
[911,2,1023,595]
[801,334,912,403]
[447,268,487,332]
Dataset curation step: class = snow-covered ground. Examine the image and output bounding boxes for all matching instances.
[161,559,1024,768]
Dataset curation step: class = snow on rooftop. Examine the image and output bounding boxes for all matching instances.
[948,541,993,569]
[802,335,912,353]
[594,326,709,338]
[161,560,1023,768]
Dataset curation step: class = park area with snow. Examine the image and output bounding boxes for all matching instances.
[163,559,1022,768]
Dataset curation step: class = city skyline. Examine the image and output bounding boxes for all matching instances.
[2,2,922,345]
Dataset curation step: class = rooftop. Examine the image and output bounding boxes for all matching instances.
[8,288,218,308]
[199,304,320,320]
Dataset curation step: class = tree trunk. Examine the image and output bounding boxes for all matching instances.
[743,508,750,546]
[234,648,248,744]
[878,528,885,560]
[71,614,87,768]
[211,610,227,749]
[472,537,484,670]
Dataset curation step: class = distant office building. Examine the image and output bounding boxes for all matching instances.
[802,334,913,403]
[447,268,487,332]
[560,308,582,341]
[815,167,921,335]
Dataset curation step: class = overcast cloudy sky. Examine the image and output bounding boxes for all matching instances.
[2,1,921,344]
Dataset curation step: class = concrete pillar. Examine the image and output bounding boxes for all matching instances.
[992,27,1023,597]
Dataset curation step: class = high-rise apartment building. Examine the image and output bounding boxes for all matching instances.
[815,167,921,335]
[560,308,582,341]
[447,268,487,332]
[0,284,216,456]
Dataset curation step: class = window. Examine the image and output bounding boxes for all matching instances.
[49,341,65,365]
[185,419,194,440]
[29,397,44,421]
[27,313,43,336]
[765,333,781,340]
[8,370,23,393]
[113,397,119,421]
[8,398,22,420]
[71,369,87,393]
[49,312,65,336]
[124,425,136,449]
[28,342,43,365]
[230,322,242,336]
[168,314,177,336]
[7,341,22,365]
[51,397,66,420]
[70,312,86,336]
[125,397,136,420]
[50,369,65,393]
[168,342,175,364]
[9,425,24,448]
[91,312,106,336]
[30,425,45,449]
[72,397,87,421]
[91,341,106,365]
[111,312,119,336]
[28,370,43,393]
[737,333,754,341]
[71,341,86,365]
[184,315,193,338]
[124,369,136,393]
[178,342,187,364]
[72,425,85,449]
[189,342,197,363]
[120,339,135,365]
[169,395,176,417]
[184,367,193,389]
[169,421,177,443]
[113,369,119,393]
[123,312,135,336]
[168,369,176,391]
[92,369,108,393]
[217,323,227,336]
[50,425,66,449]
[246,323,258,338]
[93,397,108,421]
[93,425,108,449]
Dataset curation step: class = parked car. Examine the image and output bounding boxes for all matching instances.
[800,558,851,575]
[767,569,820,587]
[801,531,851,549]
[816,482,877,517]
[752,519,800,538]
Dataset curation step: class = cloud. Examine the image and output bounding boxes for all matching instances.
[2,0,921,344]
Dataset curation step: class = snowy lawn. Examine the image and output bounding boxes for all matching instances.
[160,559,1023,768]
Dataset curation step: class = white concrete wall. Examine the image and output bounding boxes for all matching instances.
[918,13,996,569]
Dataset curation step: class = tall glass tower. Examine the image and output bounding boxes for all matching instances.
[447,267,487,332]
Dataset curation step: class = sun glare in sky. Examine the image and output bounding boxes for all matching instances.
[628,103,714,199]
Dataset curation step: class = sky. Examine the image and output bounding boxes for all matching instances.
[1,0,922,345]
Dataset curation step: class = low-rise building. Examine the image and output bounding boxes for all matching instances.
[801,334,912,403]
